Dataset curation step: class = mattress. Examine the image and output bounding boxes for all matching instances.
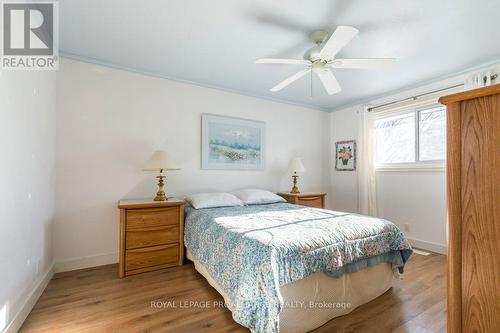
[187,249,394,333]
[184,203,412,332]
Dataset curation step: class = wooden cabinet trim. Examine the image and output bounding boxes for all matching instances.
[178,206,185,266]
[439,84,500,104]
[446,101,462,333]
[118,200,186,209]
[119,209,126,278]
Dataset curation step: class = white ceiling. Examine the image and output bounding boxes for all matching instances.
[59,0,500,111]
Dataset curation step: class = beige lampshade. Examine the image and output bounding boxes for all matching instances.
[143,150,180,172]
[288,157,305,173]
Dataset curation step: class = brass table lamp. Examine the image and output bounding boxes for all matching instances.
[143,150,180,201]
[288,157,305,193]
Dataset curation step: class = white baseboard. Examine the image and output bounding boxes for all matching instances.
[3,262,55,333]
[55,252,118,273]
[2,253,118,333]
[407,237,447,255]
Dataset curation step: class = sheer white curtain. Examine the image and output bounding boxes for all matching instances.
[356,105,377,216]
[464,69,495,90]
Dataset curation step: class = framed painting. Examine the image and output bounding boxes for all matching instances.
[201,114,265,170]
[335,140,356,171]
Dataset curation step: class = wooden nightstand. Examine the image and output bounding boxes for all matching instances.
[117,199,186,278]
[277,192,327,209]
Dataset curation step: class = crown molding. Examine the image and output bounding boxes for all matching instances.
[60,52,500,114]
[331,57,500,112]
[59,51,331,113]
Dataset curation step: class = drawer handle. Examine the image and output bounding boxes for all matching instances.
[299,197,321,201]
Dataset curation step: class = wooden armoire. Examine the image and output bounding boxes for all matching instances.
[439,84,500,333]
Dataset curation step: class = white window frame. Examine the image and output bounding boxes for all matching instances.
[374,103,446,172]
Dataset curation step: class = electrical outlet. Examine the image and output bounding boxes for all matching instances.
[404,223,410,232]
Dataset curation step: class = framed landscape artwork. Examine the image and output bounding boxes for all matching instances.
[201,114,265,170]
[335,140,356,171]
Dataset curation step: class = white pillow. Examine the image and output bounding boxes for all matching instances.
[185,192,244,209]
[232,189,286,205]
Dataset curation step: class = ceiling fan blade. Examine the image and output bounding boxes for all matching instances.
[256,58,311,65]
[315,68,341,95]
[270,68,311,92]
[318,26,359,60]
[329,58,395,69]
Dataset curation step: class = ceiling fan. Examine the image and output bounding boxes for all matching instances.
[256,26,395,95]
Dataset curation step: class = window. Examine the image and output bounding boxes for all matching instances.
[375,113,415,164]
[375,105,446,167]
[418,107,446,161]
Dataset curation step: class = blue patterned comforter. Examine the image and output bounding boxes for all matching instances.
[184,203,412,333]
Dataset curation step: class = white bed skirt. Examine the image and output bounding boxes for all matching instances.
[186,250,394,333]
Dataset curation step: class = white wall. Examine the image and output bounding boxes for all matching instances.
[376,171,446,249]
[329,106,446,252]
[54,58,330,271]
[329,62,500,254]
[0,70,56,332]
[328,107,359,212]
[330,106,447,253]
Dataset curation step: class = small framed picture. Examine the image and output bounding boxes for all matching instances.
[335,140,356,171]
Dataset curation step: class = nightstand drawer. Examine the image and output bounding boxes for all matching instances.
[127,207,179,229]
[126,225,179,249]
[125,244,179,271]
[296,196,323,208]
[277,192,326,209]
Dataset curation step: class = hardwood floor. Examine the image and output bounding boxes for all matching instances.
[21,253,446,333]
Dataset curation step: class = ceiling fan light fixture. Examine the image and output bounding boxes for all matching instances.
[303,45,322,62]
[256,25,395,96]
[310,30,329,45]
[311,61,325,72]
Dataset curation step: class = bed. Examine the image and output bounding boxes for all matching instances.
[184,202,412,333]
